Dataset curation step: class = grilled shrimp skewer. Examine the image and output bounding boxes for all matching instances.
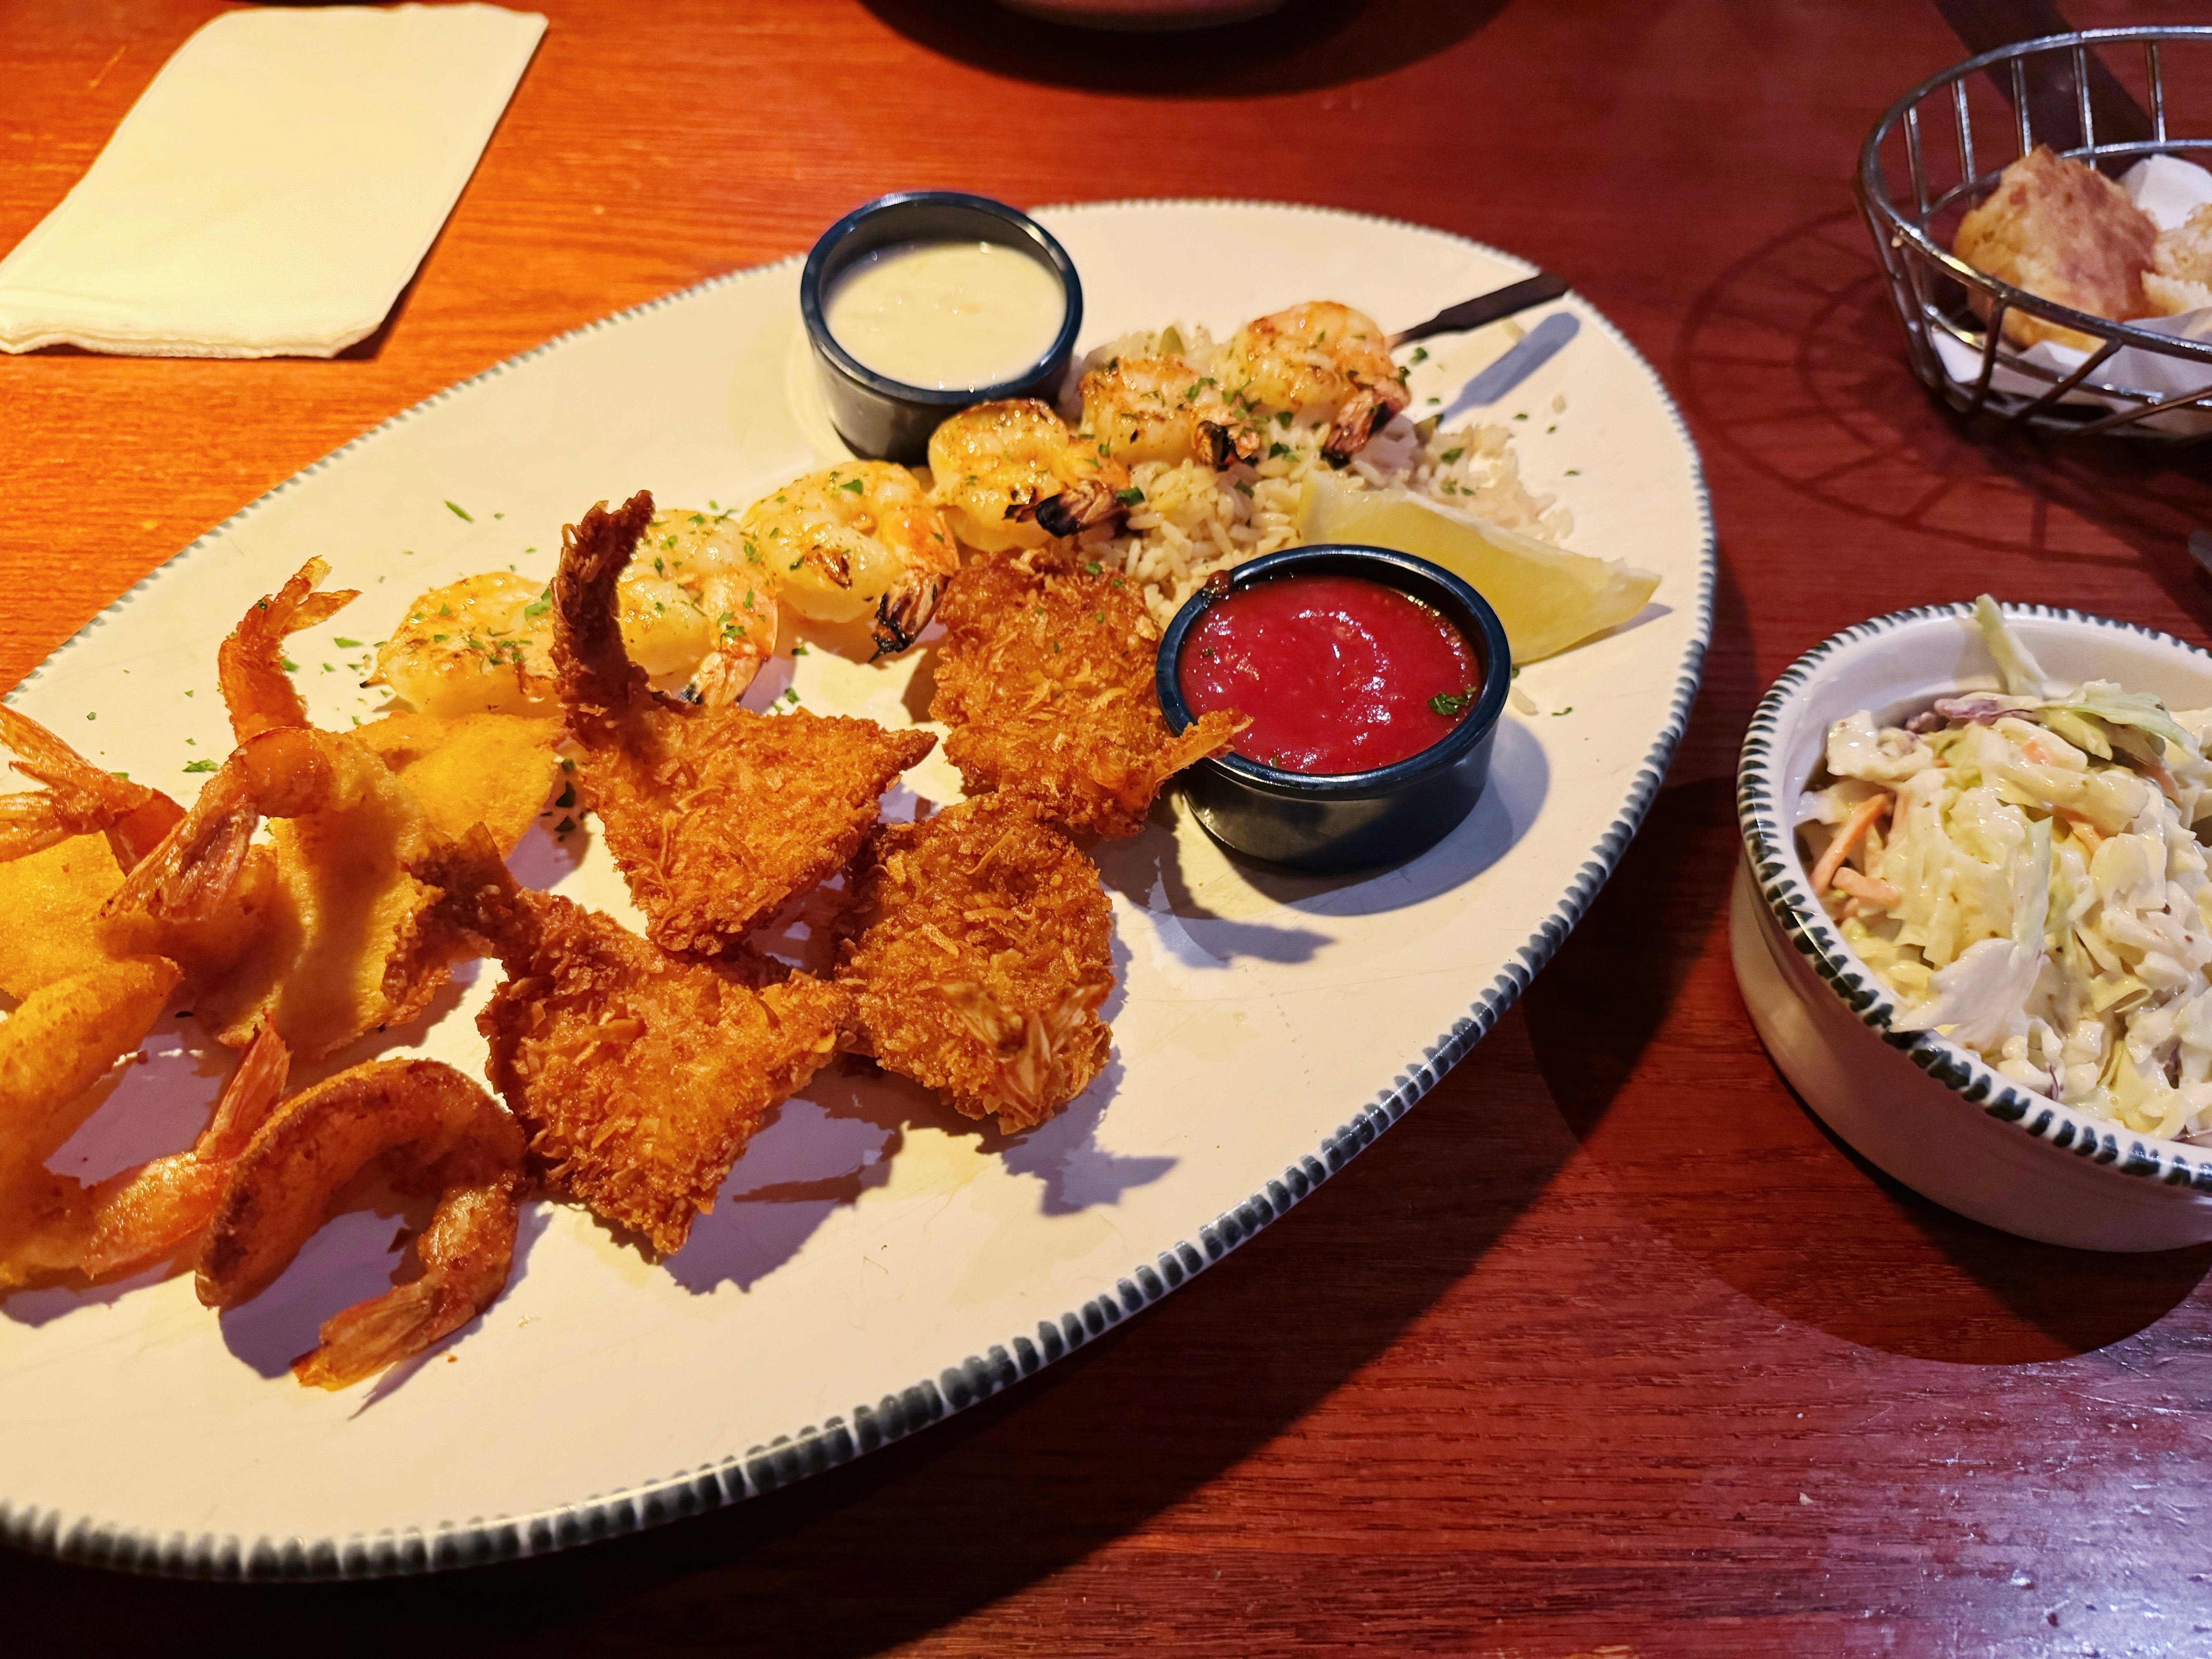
[927,399,1133,553]
[195,1055,528,1389]
[738,462,957,656]
[1225,301,1409,465]
[1078,354,1262,470]
[371,509,780,716]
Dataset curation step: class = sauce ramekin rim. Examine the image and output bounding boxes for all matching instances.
[799,191,1085,407]
[1154,543,1513,795]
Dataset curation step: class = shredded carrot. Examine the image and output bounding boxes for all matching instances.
[1832,866,1900,908]
[1810,792,1891,893]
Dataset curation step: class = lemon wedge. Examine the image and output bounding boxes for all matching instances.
[1302,475,1657,664]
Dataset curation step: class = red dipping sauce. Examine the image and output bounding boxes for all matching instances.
[1178,573,1481,775]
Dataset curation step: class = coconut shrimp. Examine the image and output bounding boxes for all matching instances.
[737,462,957,656]
[373,511,778,715]
[195,1055,527,1389]
[1078,356,1261,470]
[1225,301,1409,464]
[926,399,1133,555]
[0,1006,288,1288]
[0,705,184,869]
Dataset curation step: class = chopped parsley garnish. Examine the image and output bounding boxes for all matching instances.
[1275,410,1293,428]
[554,783,576,809]
[1552,707,1574,716]
[84,711,94,721]
[523,587,553,619]
[1083,560,1103,575]
[445,500,473,521]
[791,642,809,655]
[1408,346,1428,364]
[1269,442,1293,459]
[279,658,299,673]
[332,636,362,649]
[783,688,800,704]
[840,478,865,494]
[1440,447,1464,463]
[1564,469,1581,476]
[1429,687,1480,717]
[183,759,218,773]
[1114,487,1145,506]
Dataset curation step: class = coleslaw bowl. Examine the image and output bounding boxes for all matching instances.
[1736,602,2212,1251]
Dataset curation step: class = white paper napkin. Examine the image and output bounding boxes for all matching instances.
[0,3,545,358]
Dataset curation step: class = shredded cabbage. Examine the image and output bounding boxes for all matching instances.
[1798,597,2212,1140]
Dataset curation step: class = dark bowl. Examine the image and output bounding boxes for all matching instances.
[1155,545,1512,873]
[799,192,1083,465]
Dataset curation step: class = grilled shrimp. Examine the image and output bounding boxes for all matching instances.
[926,399,1133,554]
[373,511,778,714]
[1078,355,1261,470]
[0,705,183,869]
[1225,301,1408,464]
[370,572,558,718]
[195,1055,527,1389]
[738,463,957,656]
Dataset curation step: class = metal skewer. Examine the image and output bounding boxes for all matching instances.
[1390,272,1570,350]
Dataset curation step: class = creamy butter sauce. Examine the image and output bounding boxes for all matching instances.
[824,240,1065,390]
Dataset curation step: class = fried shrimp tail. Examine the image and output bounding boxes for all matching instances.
[196,1056,528,1389]
[74,1020,289,1281]
[219,556,360,744]
[417,828,850,1256]
[0,705,184,869]
[555,494,936,953]
[838,797,1114,1131]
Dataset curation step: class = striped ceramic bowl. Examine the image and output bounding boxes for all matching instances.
[1735,601,2212,1251]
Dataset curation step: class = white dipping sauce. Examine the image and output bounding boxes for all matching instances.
[824,240,1065,390]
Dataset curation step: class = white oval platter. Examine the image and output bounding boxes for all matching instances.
[0,201,1713,1577]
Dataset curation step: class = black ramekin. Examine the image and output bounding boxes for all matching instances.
[1155,545,1513,873]
[799,192,1083,465]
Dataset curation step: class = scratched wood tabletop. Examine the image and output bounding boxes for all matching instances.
[8,0,2212,1652]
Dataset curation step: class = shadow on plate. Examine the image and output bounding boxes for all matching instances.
[1092,711,1547,956]
[0,992,1564,1652]
[856,0,1504,97]
[1522,770,2212,1366]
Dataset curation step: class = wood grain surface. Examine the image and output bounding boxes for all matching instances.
[8,1,2212,1653]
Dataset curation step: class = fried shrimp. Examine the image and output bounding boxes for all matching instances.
[555,491,936,954]
[930,549,1246,838]
[418,829,850,1256]
[1225,301,1408,464]
[196,1055,527,1389]
[838,796,1114,1131]
[926,399,1133,553]
[1078,355,1262,471]
[0,705,184,868]
[107,561,457,1057]
[738,464,956,656]
[1,1018,289,1288]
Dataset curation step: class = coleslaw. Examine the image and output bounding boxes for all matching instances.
[1796,598,2212,1140]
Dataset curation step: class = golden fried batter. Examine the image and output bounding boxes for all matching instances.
[929,549,1243,838]
[555,492,936,955]
[838,795,1113,1132]
[1953,145,2156,348]
[421,832,850,1256]
[353,709,562,852]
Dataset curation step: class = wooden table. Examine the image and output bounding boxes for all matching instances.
[9,0,2212,1650]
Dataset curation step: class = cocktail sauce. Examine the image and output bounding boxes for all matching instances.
[1178,573,1481,775]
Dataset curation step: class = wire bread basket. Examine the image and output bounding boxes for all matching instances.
[1859,26,2212,439]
